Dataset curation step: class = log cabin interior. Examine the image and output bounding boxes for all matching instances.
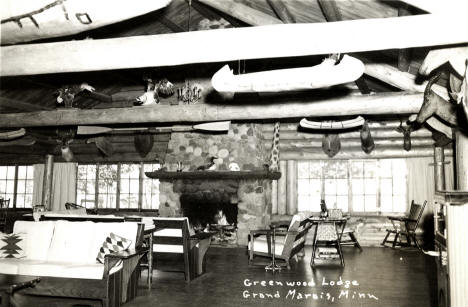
[0,0,467,306]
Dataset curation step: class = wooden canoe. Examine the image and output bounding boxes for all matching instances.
[1,0,172,45]
[300,116,365,130]
[211,55,365,95]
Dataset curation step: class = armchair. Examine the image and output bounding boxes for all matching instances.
[152,217,212,282]
[248,213,311,269]
[381,200,427,249]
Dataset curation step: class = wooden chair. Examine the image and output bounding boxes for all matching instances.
[248,213,312,269]
[0,198,10,233]
[381,200,427,250]
[328,209,362,251]
[152,217,212,282]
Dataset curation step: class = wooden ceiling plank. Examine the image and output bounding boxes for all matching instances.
[0,92,423,128]
[363,62,449,99]
[397,4,413,72]
[190,0,245,27]
[0,96,53,111]
[266,0,295,23]
[1,15,466,76]
[158,16,186,33]
[317,0,370,94]
[197,0,283,26]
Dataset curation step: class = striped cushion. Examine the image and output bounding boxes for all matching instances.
[96,232,131,264]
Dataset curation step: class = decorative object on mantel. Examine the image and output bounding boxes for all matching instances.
[196,156,219,171]
[268,122,280,172]
[229,162,240,171]
[299,116,365,130]
[145,170,281,180]
[177,80,203,104]
[55,83,95,108]
[211,55,364,96]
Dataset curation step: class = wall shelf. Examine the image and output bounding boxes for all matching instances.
[144,170,281,180]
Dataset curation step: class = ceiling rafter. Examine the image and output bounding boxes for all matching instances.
[0,97,53,111]
[0,92,423,128]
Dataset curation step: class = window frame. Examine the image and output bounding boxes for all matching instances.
[0,164,35,209]
[297,159,408,216]
[76,162,160,212]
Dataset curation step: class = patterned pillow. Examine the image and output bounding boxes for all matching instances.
[96,232,132,264]
[0,232,27,259]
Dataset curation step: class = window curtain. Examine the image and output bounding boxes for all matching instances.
[32,164,44,207]
[406,156,454,215]
[271,160,297,216]
[32,162,77,211]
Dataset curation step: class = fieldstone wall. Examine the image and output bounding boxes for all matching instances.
[158,123,272,246]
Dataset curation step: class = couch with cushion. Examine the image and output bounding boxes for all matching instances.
[0,220,144,307]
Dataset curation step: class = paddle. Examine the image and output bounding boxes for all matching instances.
[77,121,231,135]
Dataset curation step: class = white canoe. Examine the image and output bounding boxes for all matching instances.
[211,55,365,95]
[300,116,365,130]
[1,0,171,45]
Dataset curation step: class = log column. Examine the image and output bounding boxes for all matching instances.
[434,146,446,191]
[42,154,54,210]
[447,131,468,307]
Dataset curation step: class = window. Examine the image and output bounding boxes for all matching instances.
[0,165,34,208]
[297,159,407,214]
[76,163,160,210]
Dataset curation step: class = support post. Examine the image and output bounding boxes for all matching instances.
[447,130,468,307]
[434,147,446,191]
[42,154,54,210]
[455,131,468,190]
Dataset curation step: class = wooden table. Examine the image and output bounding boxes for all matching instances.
[0,275,41,307]
[308,217,348,267]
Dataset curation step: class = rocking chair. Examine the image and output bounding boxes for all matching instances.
[381,200,427,250]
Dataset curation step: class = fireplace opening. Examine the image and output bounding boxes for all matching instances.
[180,191,238,229]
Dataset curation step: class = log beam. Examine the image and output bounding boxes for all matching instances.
[0,92,423,128]
[280,147,452,160]
[264,138,435,149]
[364,62,449,99]
[1,15,467,76]
[266,0,296,23]
[0,97,53,111]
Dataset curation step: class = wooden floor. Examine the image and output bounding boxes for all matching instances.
[126,246,437,307]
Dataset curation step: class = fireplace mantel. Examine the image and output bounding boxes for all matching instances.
[145,170,281,180]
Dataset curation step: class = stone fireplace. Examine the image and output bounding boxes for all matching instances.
[158,123,273,245]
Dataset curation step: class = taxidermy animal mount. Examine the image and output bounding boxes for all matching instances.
[56,128,76,162]
[360,121,375,154]
[322,134,341,158]
[412,73,459,127]
[134,76,174,106]
[55,83,95,108]
[396,120,414,152]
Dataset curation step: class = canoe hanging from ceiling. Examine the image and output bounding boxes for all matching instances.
[0,0,172,45]
[299,116,365,130]
[211,55,365,95]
